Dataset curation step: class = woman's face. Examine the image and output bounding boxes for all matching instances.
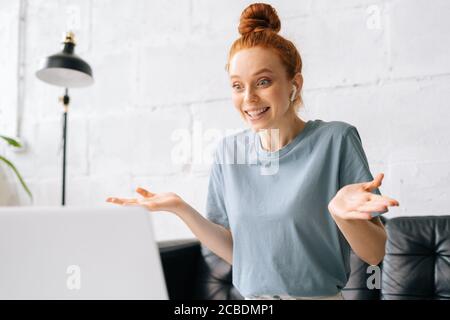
[228,47,296,131]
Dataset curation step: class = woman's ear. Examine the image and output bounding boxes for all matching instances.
[293,72,303,91]
[291,72,303,108]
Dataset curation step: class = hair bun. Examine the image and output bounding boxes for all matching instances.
[238,3,281,35]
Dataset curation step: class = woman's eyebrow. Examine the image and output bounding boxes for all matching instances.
[230,68,274,79]
[252,68,274,76]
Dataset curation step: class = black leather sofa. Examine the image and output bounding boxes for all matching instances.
[158,216,450,300]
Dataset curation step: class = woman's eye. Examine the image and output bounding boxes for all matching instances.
[257,79,271,86]
[232,83,243,90]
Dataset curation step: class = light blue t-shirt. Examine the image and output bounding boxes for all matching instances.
[205,119,381,297]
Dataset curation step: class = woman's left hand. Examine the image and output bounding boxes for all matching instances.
[328,173,399,220]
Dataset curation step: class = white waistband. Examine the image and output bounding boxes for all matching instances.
[244,292,344,300]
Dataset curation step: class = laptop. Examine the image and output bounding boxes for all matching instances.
[0,206,169,300]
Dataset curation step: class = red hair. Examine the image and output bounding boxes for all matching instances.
[226,3,303,108]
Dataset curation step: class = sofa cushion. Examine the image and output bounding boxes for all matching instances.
[382,216,450,300]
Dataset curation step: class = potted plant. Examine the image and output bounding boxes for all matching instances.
[0,134,32,200]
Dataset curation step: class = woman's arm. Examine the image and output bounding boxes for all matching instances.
[328,173,399,266]
[174,201,233,265]
[330,215,386,265]
[106,189,233,265]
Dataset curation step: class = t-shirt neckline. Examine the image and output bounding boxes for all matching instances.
[254,120,316,160]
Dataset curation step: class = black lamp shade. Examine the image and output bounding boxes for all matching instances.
[36,37,93,88]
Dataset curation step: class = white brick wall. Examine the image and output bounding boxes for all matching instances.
[0,0,19,135]
[1,0,449,241]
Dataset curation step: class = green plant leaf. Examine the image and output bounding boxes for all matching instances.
[0,135,21,148]
[0,155,33,200]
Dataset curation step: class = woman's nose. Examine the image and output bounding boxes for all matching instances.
[244,88,258,104]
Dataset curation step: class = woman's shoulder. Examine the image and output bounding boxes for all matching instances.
[311,119,358,139]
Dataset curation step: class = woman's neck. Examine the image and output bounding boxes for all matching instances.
[258,115,306,152]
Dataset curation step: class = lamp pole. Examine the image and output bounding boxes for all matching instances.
[60,88,70,206]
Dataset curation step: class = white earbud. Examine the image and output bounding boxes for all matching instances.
[290,85,297,102]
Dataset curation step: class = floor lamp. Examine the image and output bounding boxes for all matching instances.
[36,32,93,206]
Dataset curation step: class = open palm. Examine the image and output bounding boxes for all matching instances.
[328,173,399,220]
[106,187,183,214]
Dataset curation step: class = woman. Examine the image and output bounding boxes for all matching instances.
[107,3,399,300]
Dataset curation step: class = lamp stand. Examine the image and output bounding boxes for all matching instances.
[60,88,70,206]
[36,31,93,206]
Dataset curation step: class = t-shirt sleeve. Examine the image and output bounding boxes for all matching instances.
[339,126,381,196]
[339,125,385,219]
[205,147,230,229]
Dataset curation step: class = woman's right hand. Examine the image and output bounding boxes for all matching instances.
[106,187,185,215]
[108,188,234,265]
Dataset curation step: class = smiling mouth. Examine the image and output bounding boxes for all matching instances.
[245,107,270,120]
